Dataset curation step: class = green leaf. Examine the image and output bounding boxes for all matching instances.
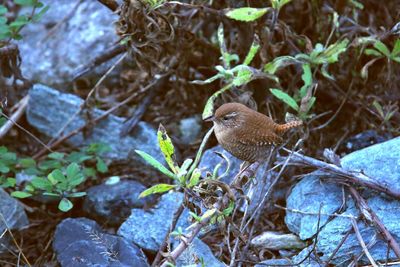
[157,124,179,174]
[11,191,32,198]
[38,159,62,170]
[271,0,292,10]
[225,7,270,22]
[364,48,383,57]
[373,41,390,57]
[58,198,73,212]
[263,56,298,75]
[83,167,96,178]
[392,57,400,63]
[180,159,193,172]
[32,5,49,22]
[66,163,80,180]
[0,5,7,15]
[320,39,349,64]
[139,184,176,198]
[19,157,36,168]
[67,192,86,198]
[270,89,299,111]
[202,83,233,120]
[191,73,223,85]
[9,15,29,29]
[243,35,260,66]
[105,176,120,185]
[42,192,59,197]
[49,169,65,182]
[391,39,400,57]
[232,68,253,86]
[188,168,201,188]
[95,157,108,173]
[135,150,176,180]
[65,152,92,163]
[0,162,9,173]
[47,152,65,160]
[31,177,52,191]
[189,211,202,222]
[299,64,312,98]
[14,0,35,6]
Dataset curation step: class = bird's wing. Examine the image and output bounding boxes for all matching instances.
[234,113,283,146]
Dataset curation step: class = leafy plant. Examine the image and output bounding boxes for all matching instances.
[137,124,214,198]
[0,143,110,212]
[0,0,49,42]
[361,39,400,79]
[224,7,270,22]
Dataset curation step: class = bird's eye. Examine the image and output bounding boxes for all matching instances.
[223,116,229,121]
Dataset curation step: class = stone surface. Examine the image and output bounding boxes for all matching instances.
[53,217,149,267]
[175,238,226,267]
[339,130,392,154]
[27,84,163,163]
[255,258,292,267]
[0,188,29,252]
[118,192,189,252]
[178,116,202,144]
[286,137,400,265]
[83,179,156,225]
[251,231,306,250]
[19,0,119,87]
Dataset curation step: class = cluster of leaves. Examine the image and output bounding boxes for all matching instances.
[136,124,234,226]
[0,143,109,212]
[0,0,49,41]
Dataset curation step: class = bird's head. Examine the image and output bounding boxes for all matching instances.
[205,103,250,129]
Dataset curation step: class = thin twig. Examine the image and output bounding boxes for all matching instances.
[351,218,378,267]
[0,95,29,138]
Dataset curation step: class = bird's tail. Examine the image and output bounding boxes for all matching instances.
[275,120,303,135]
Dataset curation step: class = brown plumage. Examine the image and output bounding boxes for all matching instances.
[209,102,302,163]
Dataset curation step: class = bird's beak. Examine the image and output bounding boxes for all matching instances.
[204,115,215,122]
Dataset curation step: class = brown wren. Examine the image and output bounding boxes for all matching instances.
[206,102,302,163]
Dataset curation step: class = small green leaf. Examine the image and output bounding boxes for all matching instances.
[189,211,202,222]
[11,191,32,198]
[66,163,79,180]
[270,89,299,111]
[225,7,270,22]
[391,39,400,57]
[180,159,193,172]
[263,56,298,75]
[191,73,223,85]
[271,0,292,10]
[67,192,86,198]
[31,177,52,191]
[158,124,179,174]
[32,5,49,22]
[373,41,390,57]
[232,68,253,86]
[299,64,312,98]
[58,198,73,212]
[83,167,96,178]
[42,192,59,197]
[135,150,176,180]
[202,83,233,120]
[243,35,260,66]
[14,0,36,6]
[0,5,8,15]
[139,184,176,198]
[105,176,120,185]
[49,169,65,182]
[19,157,36,168]
[96,157,108,173]
[47,152,65,160]
[364,48,383,57]
[188,168,201,188]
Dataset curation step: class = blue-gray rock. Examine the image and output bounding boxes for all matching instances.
[19,0,119,87]
[118,192,189,252]
[179,116,202,144]
[291,246,321,267]
[255,258,292,267]
[83,179,156,225]
[175,238,226,267]
[27,84,163,163]
[198,145,271,213]
[53,217,149,267]
[0,188,29,252]
[286,137,400,265]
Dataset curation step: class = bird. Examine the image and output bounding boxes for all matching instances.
[205,102,302,163]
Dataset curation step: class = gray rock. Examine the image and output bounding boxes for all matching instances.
[285,174,344,239]
[27,84,163,163]
[53,217,149,267]
[291,246,321,267]
[0,188,29,252]
[118,192,189,252]
[255,258,292,267]
[179,116,202,144]
[83,179,156,225]
[251,231,306,250]
[175,238,226,267]
[286,137,400,265]
[19,0,118,87]
[198,145,271,213]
